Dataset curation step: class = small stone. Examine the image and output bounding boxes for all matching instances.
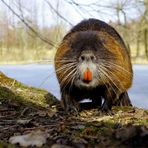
[17,119,31,125]
[71,125,85,130]
[9,130,48,147]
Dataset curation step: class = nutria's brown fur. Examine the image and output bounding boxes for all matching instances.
[54,18,133,114]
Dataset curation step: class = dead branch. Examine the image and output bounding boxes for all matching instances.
[1,0,56,47]
[44,0,73,26]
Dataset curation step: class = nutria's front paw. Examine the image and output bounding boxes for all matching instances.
[101,109,114,116]
[65,105,79,116]
[97,106,114,116]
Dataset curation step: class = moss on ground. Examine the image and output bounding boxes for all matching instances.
[0,72,58,108]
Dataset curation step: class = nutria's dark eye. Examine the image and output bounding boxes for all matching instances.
[81,55,85,61]
[90,55,95,61]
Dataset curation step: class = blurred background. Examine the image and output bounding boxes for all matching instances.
[0,0,148,108]
[0,0,148,64]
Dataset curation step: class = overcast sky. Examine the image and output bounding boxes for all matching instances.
[0,0,144,28]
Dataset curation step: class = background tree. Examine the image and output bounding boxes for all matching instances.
[0,0,147,63]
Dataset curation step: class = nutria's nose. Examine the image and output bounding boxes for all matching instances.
[80,53,96,62]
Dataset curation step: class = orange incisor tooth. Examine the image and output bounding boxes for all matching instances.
[84,68,92,81]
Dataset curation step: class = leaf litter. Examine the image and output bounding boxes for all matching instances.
[0,72,148,147]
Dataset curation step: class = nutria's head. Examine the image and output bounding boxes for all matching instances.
[55,31,119,90]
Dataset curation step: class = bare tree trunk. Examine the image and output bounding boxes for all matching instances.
[117,10,121,25]
[144,29,148,59]
[0,43,2,56]
[136,31,141,57]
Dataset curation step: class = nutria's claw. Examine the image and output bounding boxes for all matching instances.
[66,106,79,116]
[97,107,114,116]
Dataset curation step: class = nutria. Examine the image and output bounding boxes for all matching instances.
[54,18,133,114]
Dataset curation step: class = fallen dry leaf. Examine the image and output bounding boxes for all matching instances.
[9,130,48,147]
[17,119,31,125]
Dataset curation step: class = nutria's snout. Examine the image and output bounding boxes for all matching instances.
[79,51,96,63]
[75,50,98,88]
